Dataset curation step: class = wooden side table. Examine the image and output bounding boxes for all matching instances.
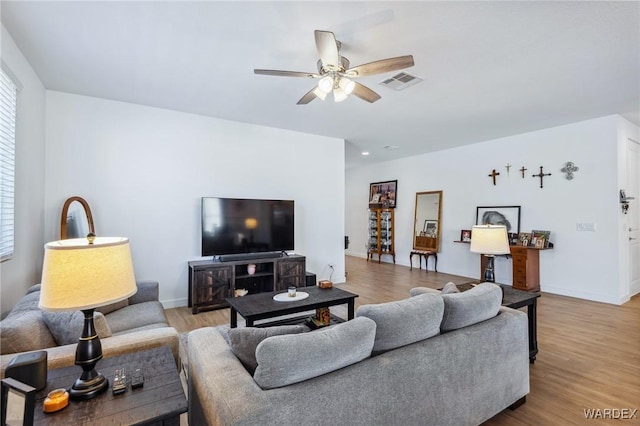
[33,346,186,425]
[409,250,438,272]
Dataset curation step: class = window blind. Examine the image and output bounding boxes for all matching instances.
[0,68,17,261]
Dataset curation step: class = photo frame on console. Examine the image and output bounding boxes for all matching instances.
[1,378,36,426]
[475,206,521,234]
[369,180,397,208]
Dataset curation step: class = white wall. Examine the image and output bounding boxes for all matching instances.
[45,91,345,307]
[346,115,637,305]
[0,25,46,318]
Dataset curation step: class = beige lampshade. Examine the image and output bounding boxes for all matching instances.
[469,225,510,255]
[39,237,137,311]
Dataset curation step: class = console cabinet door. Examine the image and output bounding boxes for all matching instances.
[275,258,306,291]
[191,266,232,313]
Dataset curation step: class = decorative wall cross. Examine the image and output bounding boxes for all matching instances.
[561,161,579,180]
[488,169,500,185]
[519,166,527,178]
[532,166,552,188]
[505,163,512,176]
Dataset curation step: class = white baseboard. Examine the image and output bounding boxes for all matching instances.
[161,297,189,309]
[541,285,628,305]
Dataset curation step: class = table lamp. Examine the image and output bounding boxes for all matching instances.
[469,225,510,282]
[39,237,137,401]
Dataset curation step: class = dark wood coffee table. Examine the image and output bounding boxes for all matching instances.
[226,286,358,328]
[33,345,186,425]
[458,282,540,364]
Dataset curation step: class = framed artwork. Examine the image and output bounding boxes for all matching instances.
[475,205,521,234]
[423,220,438,237]
[369,180,397,208]
[1,378,36,426]
[531,230,551,248]
[518,232,532,247]
[460,229,472,242]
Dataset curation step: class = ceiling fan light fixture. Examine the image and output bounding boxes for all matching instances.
[318,76,333,93]
[339,77,355,95]
[312,86,328,101]
[333,87,348,103]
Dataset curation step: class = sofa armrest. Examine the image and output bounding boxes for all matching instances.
[189,328,270,425]
[1,326,180,378]
[129,280,159,305]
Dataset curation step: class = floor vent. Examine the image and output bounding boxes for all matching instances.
[380,72,423,90]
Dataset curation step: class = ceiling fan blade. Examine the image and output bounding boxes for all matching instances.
[254,69,320,78]
[351,82,381,103]
[346,55,415,77]
[297,88,318,105]
[315,30,340,69]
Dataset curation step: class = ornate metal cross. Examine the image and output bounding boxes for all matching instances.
[532,166,552,188]
[561,161,579,180]
[488,169,500,185]
[519,166,527,178]
[505,163,512,175]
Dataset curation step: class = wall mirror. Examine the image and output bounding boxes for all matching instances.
[60,196,95,239]
[413,191,443,252]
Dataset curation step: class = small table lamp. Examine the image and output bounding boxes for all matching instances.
[469,225,510,282]
[39,237,137,401]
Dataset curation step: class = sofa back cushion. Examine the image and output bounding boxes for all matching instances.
[253,317,376,389]
[42,310,112,345]
[356,293,443,354]
[441,283,502,332]
[228,325,307,374]
[0,292,57,354]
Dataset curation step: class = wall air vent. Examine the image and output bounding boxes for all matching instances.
[379,72,423,91]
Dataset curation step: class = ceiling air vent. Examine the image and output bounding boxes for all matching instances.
[379,72,423,91]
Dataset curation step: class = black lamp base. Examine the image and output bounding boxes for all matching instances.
[483,255,496,282]
[69,308,108,401]
[69,371,108,401]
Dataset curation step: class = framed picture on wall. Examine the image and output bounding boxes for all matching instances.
[475,205,521,234]
[369,180,397,208]
[460,229,472,242]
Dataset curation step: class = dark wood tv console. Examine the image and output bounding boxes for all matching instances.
[188,254,306,314]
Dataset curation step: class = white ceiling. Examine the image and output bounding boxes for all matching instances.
[2,1,639,168]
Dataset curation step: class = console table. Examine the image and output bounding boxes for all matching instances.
[480,246,551,291]
[33,346,186,425]
[409,250,438,272]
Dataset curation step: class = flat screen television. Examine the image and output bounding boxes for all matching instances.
[201,197,294,258]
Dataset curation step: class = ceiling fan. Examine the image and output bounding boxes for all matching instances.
[254,30,415,105]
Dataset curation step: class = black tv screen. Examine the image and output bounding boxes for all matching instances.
[201,197,294,257]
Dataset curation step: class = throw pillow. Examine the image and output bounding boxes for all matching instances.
[228,325,307,374]
[441,282,460,294]
[356,293,443,354]
[42,310,112,346]
[253,317,376,389]
[440,283,502,332]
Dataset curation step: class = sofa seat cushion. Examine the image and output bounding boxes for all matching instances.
[228,325,307,374]
[253,316,376,389]
[105,301,168,334]
[441,283,502,332]
[0,309,57,355]
[356,293,444,354]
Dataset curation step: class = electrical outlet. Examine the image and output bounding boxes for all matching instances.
[577,223,596,232]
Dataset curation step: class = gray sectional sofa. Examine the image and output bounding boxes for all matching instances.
[1,280,179,376]
[188,283,530,425]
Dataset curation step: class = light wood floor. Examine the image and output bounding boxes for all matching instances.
[165,255,640,425]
